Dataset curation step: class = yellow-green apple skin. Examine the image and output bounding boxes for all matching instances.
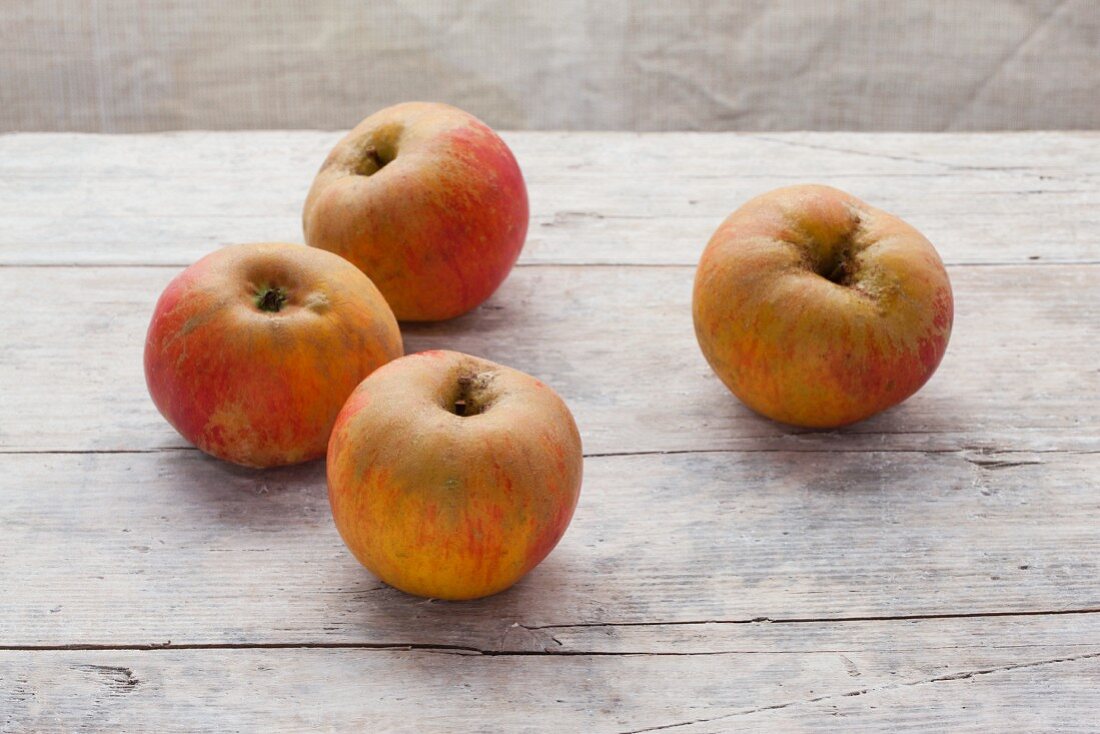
[303,102,528,322]
[144,243,403,468]
[327,350,583,600]
[693,185,953,428]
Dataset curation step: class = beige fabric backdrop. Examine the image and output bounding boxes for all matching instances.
[2,0,1097,132]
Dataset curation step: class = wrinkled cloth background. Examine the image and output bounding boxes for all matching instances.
[3,0,1097,132]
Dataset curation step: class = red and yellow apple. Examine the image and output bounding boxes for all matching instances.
[327,350,583,600]
[693,184,953,428]
[144,242,403,468]
[303,102,528,322]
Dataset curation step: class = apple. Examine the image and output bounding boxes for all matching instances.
[302,102,528,322]
[144,243,403,468]
[693,184,953,428]
[327,350,583,600]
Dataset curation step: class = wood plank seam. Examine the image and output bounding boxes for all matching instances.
[5,609,1100,655]
[4,260,1100,268]
[3,447,1099,457]
[5,632,1100,656]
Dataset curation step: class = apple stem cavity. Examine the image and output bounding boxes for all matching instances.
[452,373,493,417]
[825,255,850,285]
[255,286,288,313]
[818,242,857,287]
[355,145,392,177]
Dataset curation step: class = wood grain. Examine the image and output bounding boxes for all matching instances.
[1,263,1097,455]
[0,131,1097,266]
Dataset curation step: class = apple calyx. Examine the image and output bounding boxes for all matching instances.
[255,286,288,313]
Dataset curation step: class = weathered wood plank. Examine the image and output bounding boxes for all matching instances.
[1,450,1097,647]
[0,132,1097,266]
[1,264,1097,454]
[3,633,1098,733]
[2,131,1098,730]
[6,131,1096,175]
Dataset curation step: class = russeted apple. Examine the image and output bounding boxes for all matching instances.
[144,243,403,468]
[693,184,953,428]
[327,350,583,600]
[303,102,528,322]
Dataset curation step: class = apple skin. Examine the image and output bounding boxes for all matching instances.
[693,185,953,428]
[303,102,528,322]
[144,243,403,468]
[327,350,583,600]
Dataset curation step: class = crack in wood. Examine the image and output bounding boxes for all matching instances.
[617,651,1100,733]
[964,457,1044,470]
[73,664,141,693]
[522,606,1100,631]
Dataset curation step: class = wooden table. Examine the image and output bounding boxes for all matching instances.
[1,131,1098,731]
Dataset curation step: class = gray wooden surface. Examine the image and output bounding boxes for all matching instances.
[1,131,1098,732]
